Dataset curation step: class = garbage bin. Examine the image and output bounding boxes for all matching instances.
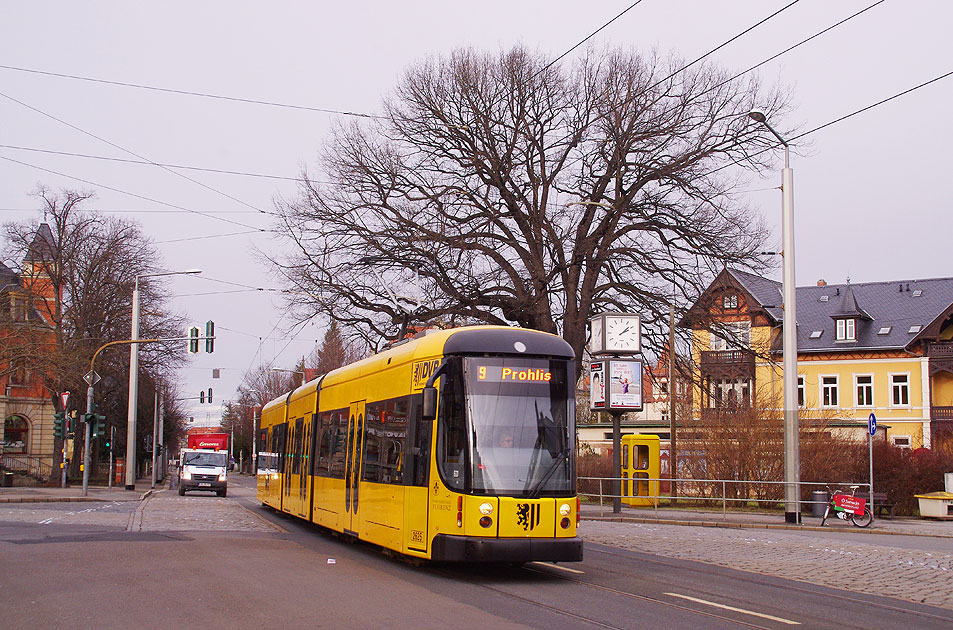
[2,472,13,487]
[811,490,828,517]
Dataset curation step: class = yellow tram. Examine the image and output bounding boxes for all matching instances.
[256,325,582,562]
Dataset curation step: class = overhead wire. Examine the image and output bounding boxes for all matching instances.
[0,143,309,182]
[0,63,384,119]
[0,90,276,217]
[0,153,267,231]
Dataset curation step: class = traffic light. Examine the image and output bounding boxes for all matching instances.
[207,387,213,403]
[200,390,205,404]
[92,414,106,439]
[205,320,215,353]
[83,413,106,438]
[188,326,200,353]
[53,412,66,439]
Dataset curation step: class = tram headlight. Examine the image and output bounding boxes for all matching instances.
[479,502,493,516]
[479,516,493,528]
[559,503,571,517]
[560,517,571,529]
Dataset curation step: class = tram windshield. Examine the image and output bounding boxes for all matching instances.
[436,356,575,497]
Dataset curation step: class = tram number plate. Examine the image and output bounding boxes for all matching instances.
[198,482,211,487]
[411,530,424,543]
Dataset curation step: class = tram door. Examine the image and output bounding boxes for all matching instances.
[344,400,366,535]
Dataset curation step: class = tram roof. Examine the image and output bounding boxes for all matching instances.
[262,325,574,411]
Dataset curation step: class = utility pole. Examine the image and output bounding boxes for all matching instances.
[151,387,159,490]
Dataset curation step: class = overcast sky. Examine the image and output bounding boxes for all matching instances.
[1,1,949,423]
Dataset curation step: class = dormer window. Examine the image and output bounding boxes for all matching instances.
[835,318,856,341]
[723,294,738,309]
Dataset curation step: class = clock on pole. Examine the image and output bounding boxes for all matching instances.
[589,312,641,355]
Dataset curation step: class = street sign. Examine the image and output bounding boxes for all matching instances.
[868,412,877,437]
[83,371,102,386]
[60,391,70,410]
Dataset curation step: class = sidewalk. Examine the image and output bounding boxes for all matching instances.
[580,501,953,538]
[0,475,165,503]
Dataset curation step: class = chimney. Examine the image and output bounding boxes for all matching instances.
[817,279,827,287]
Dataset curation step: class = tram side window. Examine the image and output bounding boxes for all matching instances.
[272,424,287,473]
[363,396,409,485]
[317,409,348,479]
[409,393,431,487]
[291,417,304,474]
[257,428,268,454]
[436,361,467,491]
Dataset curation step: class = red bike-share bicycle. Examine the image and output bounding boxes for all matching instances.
[820,485,873,528]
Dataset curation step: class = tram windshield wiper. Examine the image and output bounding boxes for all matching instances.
[526,448,570,498]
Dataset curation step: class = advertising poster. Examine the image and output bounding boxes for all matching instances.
[608,359,642,410]
[589,361,606,410]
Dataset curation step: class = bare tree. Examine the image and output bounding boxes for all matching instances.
[3,187,189,478]
[307,321,362,375]
[271,47,787,368]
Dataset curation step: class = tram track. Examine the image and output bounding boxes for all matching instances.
[434,562,781,630]
[585,545,953,626]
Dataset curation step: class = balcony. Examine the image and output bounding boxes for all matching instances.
[927,341,953,358]
[932,406,953,421]
[700,349,755,380]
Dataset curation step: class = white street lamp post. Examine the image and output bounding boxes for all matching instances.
[125,269,200,490]
[749,109,800,523]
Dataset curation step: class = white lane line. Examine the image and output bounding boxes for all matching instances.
[664,593,800,625]
[529,561,585,574]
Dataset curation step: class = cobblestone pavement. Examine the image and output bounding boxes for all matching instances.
[0,501,133,529]
[0,489,279,533]
[131,491,279,532]
[581,520,953,609]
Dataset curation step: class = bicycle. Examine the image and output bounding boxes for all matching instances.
[820,485,873,528]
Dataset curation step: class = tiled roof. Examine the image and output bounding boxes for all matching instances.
[728,268,783,322]
[728,269,953,352]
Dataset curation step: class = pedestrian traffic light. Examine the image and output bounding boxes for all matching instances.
[205,320,215,353]
[53,412,66,439]
[188,326,200,353]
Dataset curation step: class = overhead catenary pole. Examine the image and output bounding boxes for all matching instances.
[749,109,800,523]
[669,303,677,502]
[125,268,201,491]
[151,386,159,489]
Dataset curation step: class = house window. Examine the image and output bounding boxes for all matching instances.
[892,436,911,448]
[821,375,839,407]
[711,378,751,407]
[797,376,805,407]
[890,373,910,406]
[835,318,856,341]
[710,322,750,351]
[8,360,29,386]
[2,415,29,453]
[855,375,873,407]
[723,294,738,309]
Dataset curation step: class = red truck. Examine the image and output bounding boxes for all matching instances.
[186,432,228,451]
[179,431,230,497]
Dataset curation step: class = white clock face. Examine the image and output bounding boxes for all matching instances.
[604,315,640,352]
[589,316,603,353]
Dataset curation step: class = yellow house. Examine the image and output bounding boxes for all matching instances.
[682,269,953,450]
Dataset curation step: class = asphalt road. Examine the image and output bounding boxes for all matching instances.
[1,475,951,629]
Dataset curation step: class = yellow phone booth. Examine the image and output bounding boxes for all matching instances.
[621,434,660,506]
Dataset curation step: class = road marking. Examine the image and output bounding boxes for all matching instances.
[529,562,584,574]
[664,593,800,625]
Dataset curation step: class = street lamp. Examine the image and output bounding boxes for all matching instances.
[125,268,201,490]
[748,109,800,523]
[271,367,306,386]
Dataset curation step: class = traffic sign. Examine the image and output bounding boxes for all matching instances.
[60,391,70,410]
[83,371,101,386]
[868,412,877,437]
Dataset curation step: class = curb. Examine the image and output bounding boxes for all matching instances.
[581,514,953,538]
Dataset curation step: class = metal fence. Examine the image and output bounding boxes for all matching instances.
[578,476,873,520]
